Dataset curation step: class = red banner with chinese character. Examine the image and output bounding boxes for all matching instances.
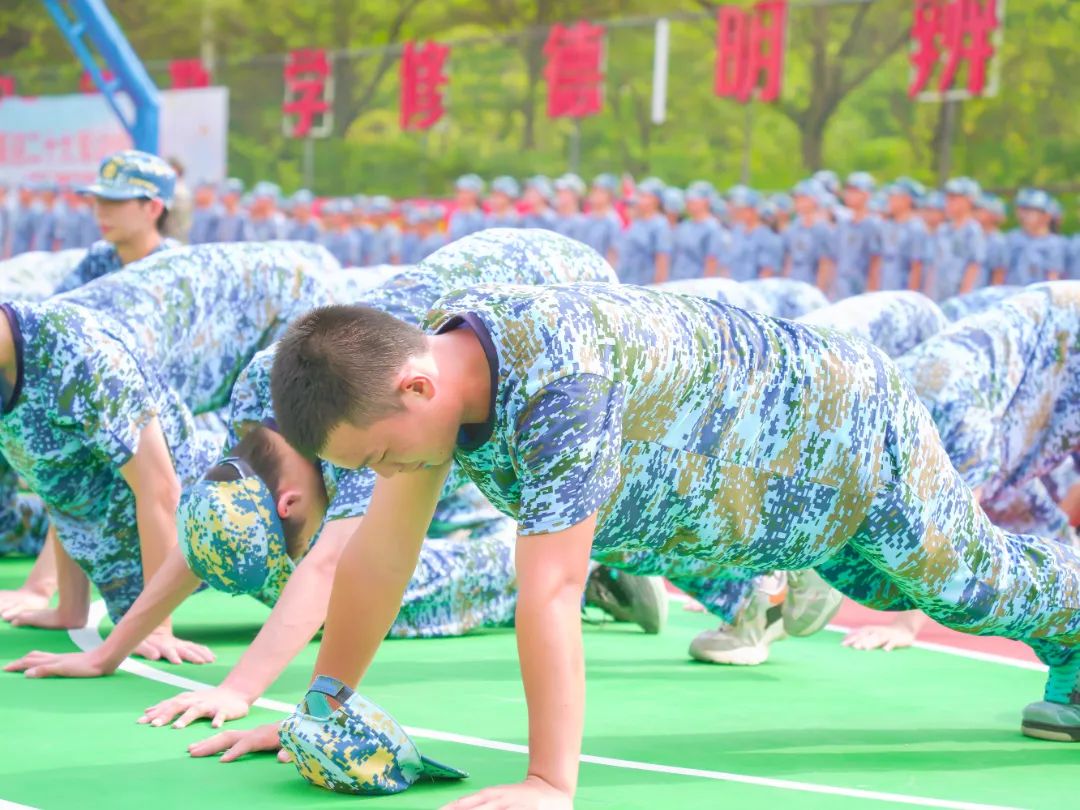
[714,0,787,104]
[543,22,605,119]
[283,48,334,138]
[400,41,450,131]
[909,0,1000,98]
[170,59,211,90]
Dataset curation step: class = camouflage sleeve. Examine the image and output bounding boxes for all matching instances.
[227,348,276,446]
[52,253,95,295]
[323,465,376,522]
[63,349,159,468]
[511,373,623,536]
[0,457,48,556]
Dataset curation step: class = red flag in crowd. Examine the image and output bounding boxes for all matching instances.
[282,48,334,138]
[714,1,788,104]
[909,0,1000,98]
[169,59,211,90]
[400,41,450,131]
[0,76,14,99]
[543,22,605,118]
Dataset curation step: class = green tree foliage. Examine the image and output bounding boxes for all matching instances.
[3,0,1078,222]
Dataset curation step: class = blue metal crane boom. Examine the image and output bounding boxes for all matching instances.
[41,0,160,153]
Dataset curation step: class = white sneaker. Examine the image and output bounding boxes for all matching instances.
[783,569,844,637]
[584,566,669,634]
[689,574,787,665]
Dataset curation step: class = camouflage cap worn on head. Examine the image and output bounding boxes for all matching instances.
[280,676,468,795]
[80,149,177,207]
[176,459,293,605]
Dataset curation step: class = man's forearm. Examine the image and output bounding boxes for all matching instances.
[94,549,201,670]
[222,520,358,701]
[517,580,585,796]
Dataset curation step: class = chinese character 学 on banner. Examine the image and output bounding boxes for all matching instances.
[714,0,788,104]
[170,59,210,90]
[543,22,605,119]
[283,48,334,138]
[909,0,1002,99]
[400,41,450,131]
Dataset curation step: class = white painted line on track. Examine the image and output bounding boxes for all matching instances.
[0,799,40,809]
[63,601,1025,810]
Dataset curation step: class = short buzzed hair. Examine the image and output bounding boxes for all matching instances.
[270,305,427,458]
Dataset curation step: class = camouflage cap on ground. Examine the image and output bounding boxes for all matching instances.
[280,676,468,795]
[176,460,293,605]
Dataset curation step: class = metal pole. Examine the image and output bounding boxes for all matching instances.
[740,103,754,185]
[303,137,315,191]
[936,98,957,184]
[569,119,582,174]
[651,18,669,125]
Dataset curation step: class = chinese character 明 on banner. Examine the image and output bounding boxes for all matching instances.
[400,41,450,131]
[909,0,1001,99]
[283,48,334,138]
[714,0,788,104]
[543,22,606,119]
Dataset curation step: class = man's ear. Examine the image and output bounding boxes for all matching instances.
[276,488,303,519]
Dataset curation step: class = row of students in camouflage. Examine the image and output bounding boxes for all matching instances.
[259,274,1080,795]
[0,242,342,622]
[0,231,663,727]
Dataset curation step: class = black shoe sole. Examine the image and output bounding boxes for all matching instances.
[1021,720,1080,742]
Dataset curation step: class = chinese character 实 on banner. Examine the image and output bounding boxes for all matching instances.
[714,1,788,104]
[282,48,334,138]
[400,41,450,131]
[909,0,1004,101]
[543,22,606,119]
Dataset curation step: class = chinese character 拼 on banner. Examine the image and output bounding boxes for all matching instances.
[543,22,606,119]
[283,48,334,138]
[400,41,450,131]
[909,0,1002,99]
[170,59,211,90]
[714,1,788,104]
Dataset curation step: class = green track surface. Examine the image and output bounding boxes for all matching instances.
[0,558,1076,809]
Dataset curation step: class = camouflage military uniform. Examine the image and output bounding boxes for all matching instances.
[0,250,87,302]
[669,289,949,619]
[940,285,1021,322]
[0,243,340,620]
[656,278,770,315]
[0,455,48,556]
[800,291,948,359]
[743,278,829,320]
[53,238,180,294]
[423,282,1080,667]
[895,283,1080,544]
